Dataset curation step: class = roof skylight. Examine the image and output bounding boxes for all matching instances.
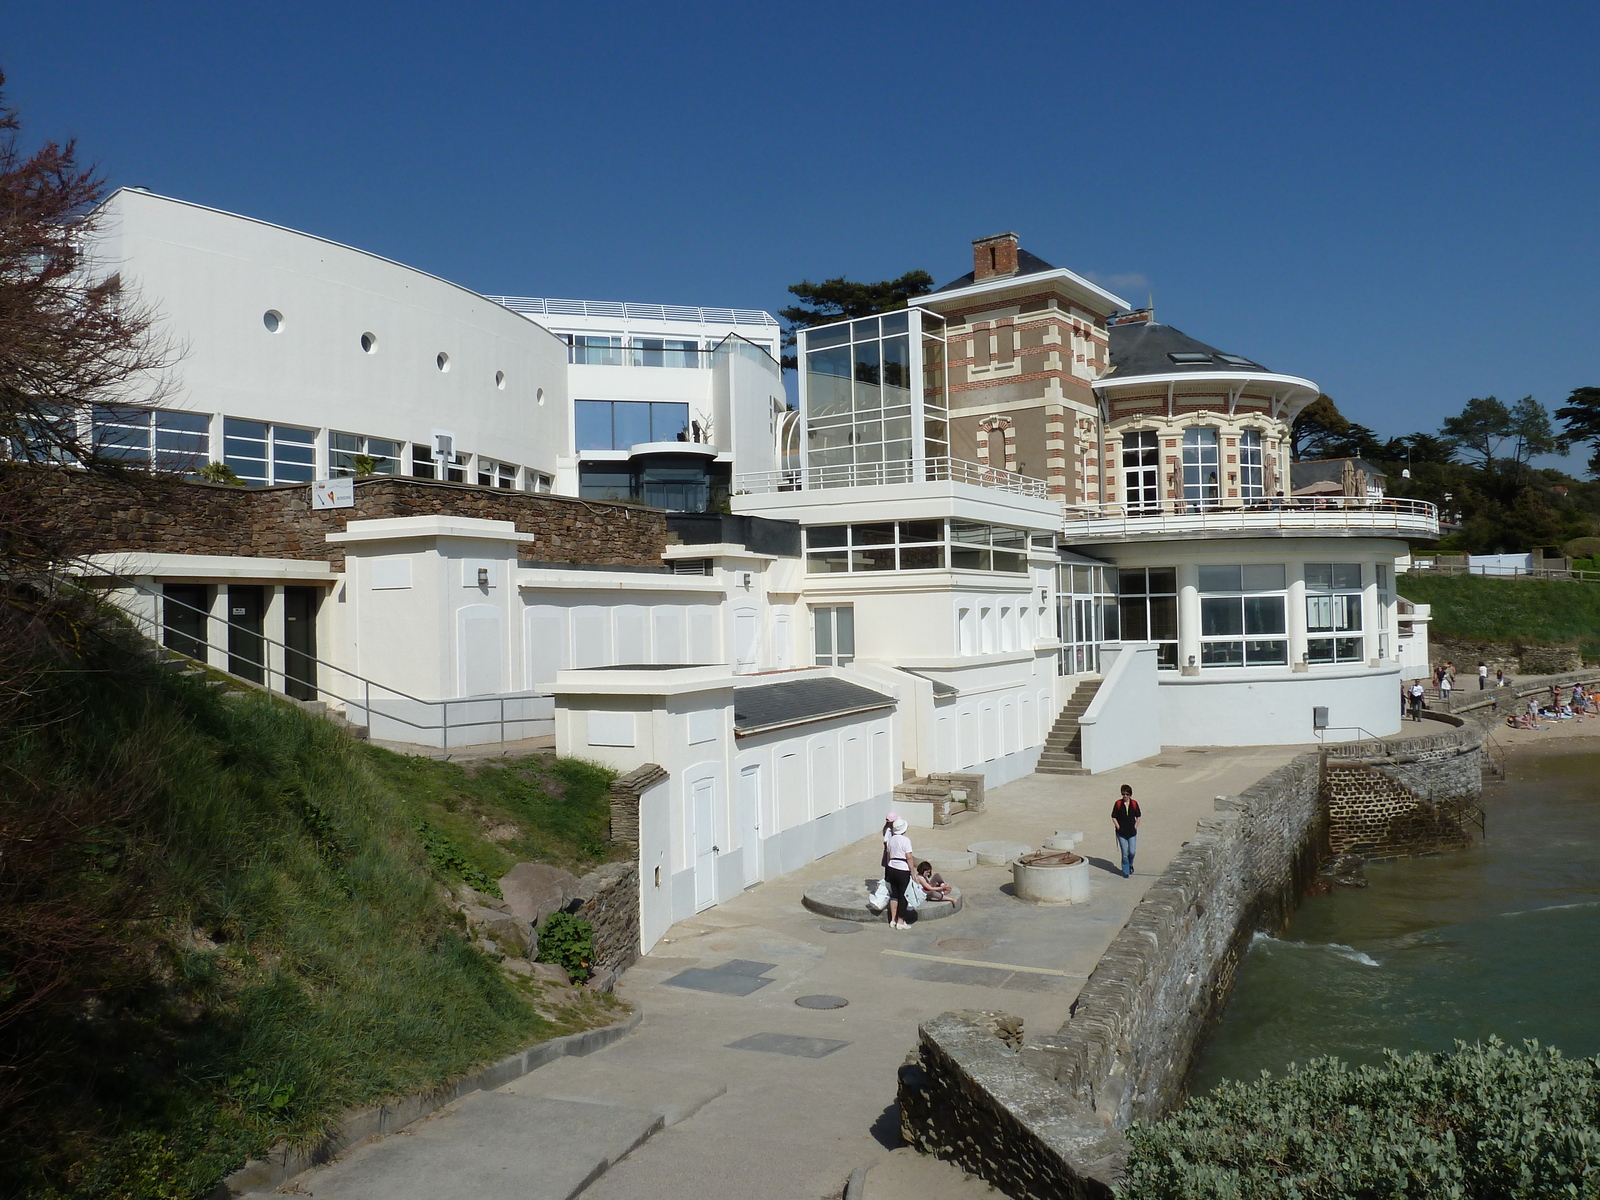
[1167,352,1213,365]
[1217,354,1261,368]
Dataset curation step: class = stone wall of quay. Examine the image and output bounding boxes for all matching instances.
[1430,634,1583,677]
[899,716,1492,1200]
[567,859,641,981]
[9,465,668,573]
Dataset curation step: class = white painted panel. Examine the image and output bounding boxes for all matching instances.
[810,737,837,812]
[614,604,648,664]
[571,606,610,668]
[1039,689,1055,742]
[772,610,793,670]
[524,604,568,691]
[958,709,976,768]
[737,763,762,886]
[370,559,412,590]
[653,606,686,664]
[689,604,719,664]
[776,748,806,831]
[687,708,718,745]
[1001,699,1018,756]
[588,711,635,747]
[457,604,503,696]
[842,735,866,806]
[733,607,758,673]
[981,701,999,762]
[872,728,889,797]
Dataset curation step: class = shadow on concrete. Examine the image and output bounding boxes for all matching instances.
[1086,856,1125,877]
[868,1101,903,1150]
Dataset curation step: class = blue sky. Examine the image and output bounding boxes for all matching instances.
[8,1,1598,465]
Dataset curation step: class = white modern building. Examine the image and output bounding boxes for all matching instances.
[29,197,1441,941]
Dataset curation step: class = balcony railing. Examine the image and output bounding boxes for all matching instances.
[735,456,1049,500]
[568,345,708,368]
[1060,495,1440,539]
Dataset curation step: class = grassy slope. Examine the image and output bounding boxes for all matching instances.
[1,617,618,1200]
[1398,573,1600,658]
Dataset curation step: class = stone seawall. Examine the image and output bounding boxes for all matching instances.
[9,464,668,572]
[899,716,1492,1199]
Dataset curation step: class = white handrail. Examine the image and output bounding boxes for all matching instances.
[1059,495,1439,537]
[735,456,1048,499]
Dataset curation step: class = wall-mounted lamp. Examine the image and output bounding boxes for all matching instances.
[1301,651,1309,664]
[476,567,489,588]
[739,571,753,590]
[1187,655,1196,667]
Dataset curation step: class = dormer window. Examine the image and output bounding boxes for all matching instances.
[1168,352,1213,366]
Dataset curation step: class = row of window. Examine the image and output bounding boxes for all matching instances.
[79,406,553,492]
[575,399,693,450]
[1103,562,1379,669]
[1122,428,1274,507]
[566,335,707,368]
[804,521,1034,575]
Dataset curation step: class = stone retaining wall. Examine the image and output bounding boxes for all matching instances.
[10,464,667,572]
[1324,764,1474,857]
[900,715,1493,1198]
[1429,634,1583,676]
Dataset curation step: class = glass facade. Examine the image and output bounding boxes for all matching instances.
[574,399,691,450]
[92,405,210,474]
[803,520,1030,574]
[1057,561,1117,675]
[329,431,400,477]
[1115,568,1179,669]
[1199,564,1288,667]
[1305,562,1364,663]
[800,309,946,485]
[567,335,704,368]
[224,418,316,485]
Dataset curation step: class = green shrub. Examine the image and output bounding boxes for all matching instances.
[1119,1039,1600,1200]
[536,912,595,983]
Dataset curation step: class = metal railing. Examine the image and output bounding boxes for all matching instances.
[735,456,1049,500]
[1060,495,1439,538]
[1408,562,1600,584]
[79,564,551,750]
[566,344,709,368]
[486,295,779,328]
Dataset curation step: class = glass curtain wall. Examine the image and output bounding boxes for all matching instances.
[802,309,944,485]
[1116,568,1179,669]
[1056,561,1117,675]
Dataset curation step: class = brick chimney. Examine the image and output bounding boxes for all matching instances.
[972,232,1019,280]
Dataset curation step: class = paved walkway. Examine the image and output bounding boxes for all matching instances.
[269,744,1304,1200]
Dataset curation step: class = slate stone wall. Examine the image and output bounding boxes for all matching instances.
[10,465,667,572]
[901,717,1494,1195]
[1324,764,1475,857]
[1429,634,1583,676]
[567,859,640,978]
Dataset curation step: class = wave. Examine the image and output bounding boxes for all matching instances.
[1250,932,1380,967]
[1499,899,1600,919]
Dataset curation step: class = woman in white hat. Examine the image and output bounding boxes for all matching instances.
[883,817,915,929]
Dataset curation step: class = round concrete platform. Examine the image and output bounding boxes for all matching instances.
[1043,830,1084,851]
[968,840,1032,866]
[801,875,964,923]
[920,848,978,873]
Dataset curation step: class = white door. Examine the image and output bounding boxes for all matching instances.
[691,776,717,911]
[772,611,793,670]
[733,608,758,674]
[457,605,503,696]
[737,764,761,886]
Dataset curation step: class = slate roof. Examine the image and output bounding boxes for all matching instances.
[934,248,1061,293]
[1290,458,1388,488]
[900,670,958,699]
[1103,321,1270,380]
[733,677,896,735]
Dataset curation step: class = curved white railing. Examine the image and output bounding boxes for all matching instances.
[1060,496,1439,539]
[735,456,1048,499]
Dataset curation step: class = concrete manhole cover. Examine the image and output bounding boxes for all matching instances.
[818,921,863,934]
[795,994,849,1009]
[934,937,990,953]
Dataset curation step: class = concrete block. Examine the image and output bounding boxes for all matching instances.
[967,840,1032,866]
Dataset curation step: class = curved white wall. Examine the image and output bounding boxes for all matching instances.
[1159,661,1403,746]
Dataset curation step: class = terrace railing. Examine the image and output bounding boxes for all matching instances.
[1059,495,1439,539]
[735,456,1048,500]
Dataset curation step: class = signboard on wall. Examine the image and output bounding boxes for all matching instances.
[311,478,354,510]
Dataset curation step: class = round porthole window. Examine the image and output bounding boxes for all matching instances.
[436,352,451,372]
[361,332,378,354]
[536,387,545,406]
[263,310,283,333]
[495,370,506,389]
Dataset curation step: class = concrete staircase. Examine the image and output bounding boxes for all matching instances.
[1035,678,1103,775]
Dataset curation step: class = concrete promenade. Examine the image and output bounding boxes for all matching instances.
[266,744,1305,1200]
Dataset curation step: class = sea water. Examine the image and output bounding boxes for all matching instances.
[1188,748,1600,1094]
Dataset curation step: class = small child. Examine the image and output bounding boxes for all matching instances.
[915,861,952,900]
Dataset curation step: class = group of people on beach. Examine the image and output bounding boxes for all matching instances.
[1508,683,1595,730]
[1405,661,1511,719]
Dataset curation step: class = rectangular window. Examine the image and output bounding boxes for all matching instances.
[411,444,436,479]
[814,606,855,666]
[1198,563,1287,667]
[1182,427,1219,509]
[93,406,211,474]
[528,472,554,493]
[1123,429,1160,511]
[223,417,316,485]
[445,451,469,483]
[1238,429,1264,499]
[631,337,702,368]
[477,459,518,489]
[574,399,691,450]
[329,431,400,478]
[569,334,623,366]
[1114,567,1179,669]
[1305,562,1365,663]
[802,520,1032,574]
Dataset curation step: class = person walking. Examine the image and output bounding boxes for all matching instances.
[1440,671,1453,705]
[1408,680,1425,721]
[882,817,915,930]
[1479,662,1489,690]
[1112,785,1141,878]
